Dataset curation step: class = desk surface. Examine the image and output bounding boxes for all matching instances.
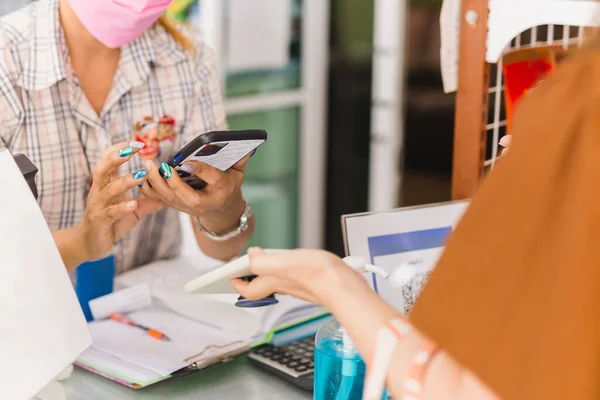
[64,356,311,400]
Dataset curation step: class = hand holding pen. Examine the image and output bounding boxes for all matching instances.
[110,312,171,342]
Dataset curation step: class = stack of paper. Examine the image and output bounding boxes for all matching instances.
[78,306,251,387]
[115,256,326,340]
[76,255,327,388]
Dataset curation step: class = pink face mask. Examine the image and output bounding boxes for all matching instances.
[68,0,173,49]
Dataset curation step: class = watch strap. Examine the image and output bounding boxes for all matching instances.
[194,202,252,242]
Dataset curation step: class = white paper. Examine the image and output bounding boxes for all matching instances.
[487,0,600,62]
[342,201,469,312]
[0,149,92,400]
[88,308,249,377]
[89,284,152,320]
[77,347,163,385]
[116,257,263,334]
[440,0,461,93]
[373,249,443,314]
[227,0,291,72]
[115,257,324,337]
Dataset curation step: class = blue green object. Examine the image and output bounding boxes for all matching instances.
[119,146,134,157]
[314,319,387,400]
[159,162,173,179]
[133,169,147,180]
[75,255,115,321]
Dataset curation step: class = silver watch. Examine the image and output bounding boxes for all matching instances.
[194,202,253,242]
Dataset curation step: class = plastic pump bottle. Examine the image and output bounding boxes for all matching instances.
[313,319,387,400]
[313,257,417,399]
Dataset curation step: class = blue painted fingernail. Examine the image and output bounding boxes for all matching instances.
[119,146,134,157]
[133,169,147,180]
[160,162,173,179]
[251,149,257,157]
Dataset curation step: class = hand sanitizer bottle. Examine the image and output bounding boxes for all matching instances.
[314,319,387,400]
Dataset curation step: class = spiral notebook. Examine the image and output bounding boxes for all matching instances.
[75,256,327,389]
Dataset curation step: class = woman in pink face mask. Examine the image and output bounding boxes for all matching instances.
[0,0,254,273]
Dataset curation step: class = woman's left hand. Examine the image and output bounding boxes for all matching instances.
[230,248,368,306]
[140,157,248,233]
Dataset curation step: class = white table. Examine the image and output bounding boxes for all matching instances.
[64,356,312,400]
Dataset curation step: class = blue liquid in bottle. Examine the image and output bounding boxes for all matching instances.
[314,320,387,400]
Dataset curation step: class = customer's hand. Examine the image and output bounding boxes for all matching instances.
[77,142,165,261]
[499,135,512,155]
[140,157,249,234]
[230,248,369,306]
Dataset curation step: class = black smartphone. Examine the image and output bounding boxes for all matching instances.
[168,130,267,190]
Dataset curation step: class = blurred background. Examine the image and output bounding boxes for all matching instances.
[1,0,453,257]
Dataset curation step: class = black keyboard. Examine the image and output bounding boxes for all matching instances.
[248,336,315,391]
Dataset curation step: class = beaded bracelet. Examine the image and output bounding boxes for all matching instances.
[363,318,438,400]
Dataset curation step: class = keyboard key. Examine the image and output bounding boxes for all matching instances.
[282,352,293,358]
[307,362,314,369]
[280,358,291,364]
[288,361,299,368]
[299,358,311,365]
[291,355,302,362]
[270,354,282,361]
[295,365,308,373]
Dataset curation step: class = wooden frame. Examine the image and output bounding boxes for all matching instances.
[452,0,490,200]
[451,2,600,200]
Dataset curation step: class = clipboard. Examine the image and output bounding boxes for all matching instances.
[75,306,256,389]
[341,201,470,313]
[75,341,251,390]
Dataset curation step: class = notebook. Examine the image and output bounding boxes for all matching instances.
[75,255,327,388]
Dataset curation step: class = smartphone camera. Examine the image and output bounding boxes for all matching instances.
[195,143,228,157]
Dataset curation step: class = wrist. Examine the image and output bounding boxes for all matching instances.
[72,223,93,265]
[318,259,371,311]
[55,224,91,271]
[195,193,246,235]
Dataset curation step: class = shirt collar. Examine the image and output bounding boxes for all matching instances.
[18,0,68,91]
[19,0,190,92]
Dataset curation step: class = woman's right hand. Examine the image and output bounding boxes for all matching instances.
[230,248,369,307]
[76,142,165,262]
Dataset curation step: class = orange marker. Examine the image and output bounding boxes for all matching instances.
[110,312,171,342]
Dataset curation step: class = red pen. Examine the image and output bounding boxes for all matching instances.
[110,312,172,342]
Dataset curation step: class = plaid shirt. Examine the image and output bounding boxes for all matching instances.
[0,0,227,274]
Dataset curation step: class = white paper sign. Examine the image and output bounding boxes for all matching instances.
[0,149,92,400]
[342,201,469,314]
[227,0,291,72]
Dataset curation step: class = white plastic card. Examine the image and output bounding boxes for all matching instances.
[176,139,264,172]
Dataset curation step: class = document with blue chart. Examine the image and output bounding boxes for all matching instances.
[342,201,470,314]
